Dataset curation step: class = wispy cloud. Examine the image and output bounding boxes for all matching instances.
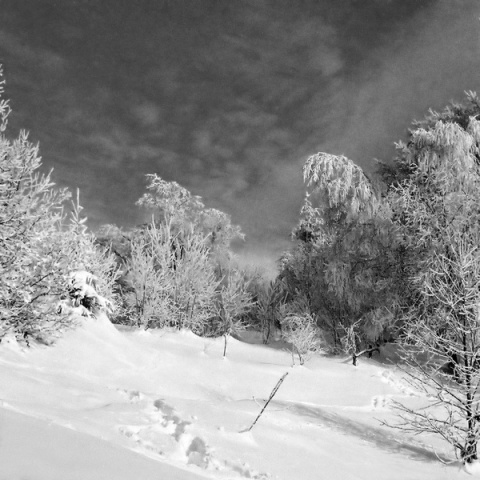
[310,0,480,171]
[0,29,66,76]
[131,102,164,128]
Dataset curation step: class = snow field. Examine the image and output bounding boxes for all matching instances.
[0,315,474,479]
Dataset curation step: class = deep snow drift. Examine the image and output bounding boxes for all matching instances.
[0,315,474,479]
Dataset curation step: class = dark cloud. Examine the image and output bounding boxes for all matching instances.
[0,0,479,274]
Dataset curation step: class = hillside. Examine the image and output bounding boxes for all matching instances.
[0,315,472,480]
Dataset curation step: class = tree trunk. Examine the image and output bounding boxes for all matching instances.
[223,334,228,358]
[463,320,478,463]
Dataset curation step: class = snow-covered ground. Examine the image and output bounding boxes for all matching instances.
[0,315,473,480]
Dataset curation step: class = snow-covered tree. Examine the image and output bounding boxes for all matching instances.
[115,174,253,337]
[136,174,244,262]
[387,95,480,464]
[212,268,253,357]
[124,223,178,329]
[123,220,219,332]
[0,66,68,339]
[280,153,398,349]
[136,174,204,230]
[0,66,117,341]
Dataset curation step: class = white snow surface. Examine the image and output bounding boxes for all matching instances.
[0,314,474,480]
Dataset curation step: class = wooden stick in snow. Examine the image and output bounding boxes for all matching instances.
[244,371,289,432]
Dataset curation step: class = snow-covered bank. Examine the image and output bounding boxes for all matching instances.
[0,407,207,480]
[0,316,472,479]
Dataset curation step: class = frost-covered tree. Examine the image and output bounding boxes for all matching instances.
[386,97,480,464]
[136,174,204,230]
[113,174,253,336]
[280,153,399,349]
[124,220,219,332]
[0,68,68,338]
[0,66,117,341]
[136,174,244,263]
[213,268,253,357]
[124,223,179,329]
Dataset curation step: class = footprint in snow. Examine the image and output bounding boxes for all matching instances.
[371,395,390,410]
[153,398,191,441]
[118,397,210,468]
[379,370,418,397]
[116,388,144,403]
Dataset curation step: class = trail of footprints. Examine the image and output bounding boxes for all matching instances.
[116,389,270,479]
[117,391,208,467]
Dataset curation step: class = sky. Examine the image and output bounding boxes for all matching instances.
[1,0,479,275]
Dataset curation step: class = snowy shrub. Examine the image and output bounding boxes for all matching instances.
[213,269,253,335]
[211,268,254,356]
[60,191,119,304]
[0,181,118,342]
[280,303,324,365]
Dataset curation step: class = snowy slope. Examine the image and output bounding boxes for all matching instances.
[0,315,473,480]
